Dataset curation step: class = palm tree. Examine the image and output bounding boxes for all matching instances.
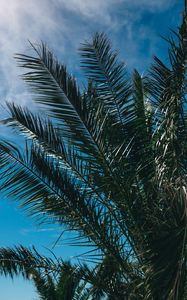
[0,4,186,299]
[0,246,91,300]
[0,245,125,299]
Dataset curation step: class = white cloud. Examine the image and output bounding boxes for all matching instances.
[0,0,180,109]
[20,227,59,236]
[56,0,176,17]
[58,0,121,25]
[0,0,68,106]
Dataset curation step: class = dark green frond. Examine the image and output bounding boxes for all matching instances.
[0,245,59,279]
[80,32,131,127]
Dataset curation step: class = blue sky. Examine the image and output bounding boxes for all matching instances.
[0,0,184,299]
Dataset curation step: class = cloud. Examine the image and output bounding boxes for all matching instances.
[0,0,64,106]
[57,0,122,25]
[20,227,58,235]
[56,0,176,20]
[0,0,181,110]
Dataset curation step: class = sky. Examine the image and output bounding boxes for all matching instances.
[0,0,184,299]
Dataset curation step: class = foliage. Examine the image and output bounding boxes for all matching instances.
[0,4,186,300]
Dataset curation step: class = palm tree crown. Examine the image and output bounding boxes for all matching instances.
[0,4,186,300]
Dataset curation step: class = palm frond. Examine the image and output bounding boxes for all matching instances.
[0,140,136,277]
[80,32,131,127]
[15,42,105,155]
[3,99,138,257]
[0,245,59,279]
[0,246,89,300]
[14,48,132,207]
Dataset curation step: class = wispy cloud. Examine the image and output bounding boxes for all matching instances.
[55,0,176,21]
[0,0,65,106]
[0,0,182,108]
[20,227,60,236]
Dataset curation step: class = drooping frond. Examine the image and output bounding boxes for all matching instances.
[15,42,104,154]
[0,245,59,279]
[14,46,133,205]
[2,99,140,261]
[0,140,137,279]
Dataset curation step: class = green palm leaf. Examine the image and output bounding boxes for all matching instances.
[80,32,131,127]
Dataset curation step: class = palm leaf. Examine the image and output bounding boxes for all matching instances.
[80,32,131,127]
